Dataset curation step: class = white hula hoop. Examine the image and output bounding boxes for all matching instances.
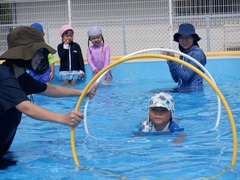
[83,71,109,135]
[83,48,221,135]
[124,48,221,130]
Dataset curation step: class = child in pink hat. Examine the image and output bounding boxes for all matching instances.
[57,24,85,85]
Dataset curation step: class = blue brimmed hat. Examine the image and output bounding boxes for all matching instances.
[173,23,201,42]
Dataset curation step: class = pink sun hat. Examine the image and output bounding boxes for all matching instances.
[59,24,73,36]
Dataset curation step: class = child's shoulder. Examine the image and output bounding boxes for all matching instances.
[71,41,80,45]
[57,42,63,46]
[103,43,110,48]
[71,42,82,49]
[138,118,152,132]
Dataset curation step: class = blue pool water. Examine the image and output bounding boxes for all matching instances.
[1,57,240,180]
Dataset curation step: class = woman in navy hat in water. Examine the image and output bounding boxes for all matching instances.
[163,23,207,92]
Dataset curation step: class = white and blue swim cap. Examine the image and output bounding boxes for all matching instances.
[87,26,102,38]
[149,92,174,113]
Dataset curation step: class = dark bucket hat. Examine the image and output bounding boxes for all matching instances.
[0,26,56,60]
[173,23,201,42]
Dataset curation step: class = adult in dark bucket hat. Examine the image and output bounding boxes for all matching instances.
[0,26,98,158]
[163,23,207,92]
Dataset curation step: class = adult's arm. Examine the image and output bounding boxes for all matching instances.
[40,83,98,98]
[167,61,179,82]
[167,50,206,82]
[16,101,82,127]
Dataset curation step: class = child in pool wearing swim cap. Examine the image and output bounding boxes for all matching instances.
[86,26,112,83]
[138,92,184,133]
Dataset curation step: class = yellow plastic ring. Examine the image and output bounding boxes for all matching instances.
[71,54,238,179]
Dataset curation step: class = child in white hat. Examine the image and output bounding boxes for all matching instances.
[139,92,184,132]
[86,26,112,83]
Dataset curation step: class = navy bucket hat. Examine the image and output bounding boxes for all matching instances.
[173,23,201,42]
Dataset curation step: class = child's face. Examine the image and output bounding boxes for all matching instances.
[179,35,194,50]
[63,30,73,44]
[89,35,102,45]
[149,107,171,131]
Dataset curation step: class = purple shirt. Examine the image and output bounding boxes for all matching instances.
[87,42,112,79]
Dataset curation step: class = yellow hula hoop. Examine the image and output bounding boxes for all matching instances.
[71,54,238,179]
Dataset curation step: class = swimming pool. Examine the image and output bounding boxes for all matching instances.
[1,55,240,180]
